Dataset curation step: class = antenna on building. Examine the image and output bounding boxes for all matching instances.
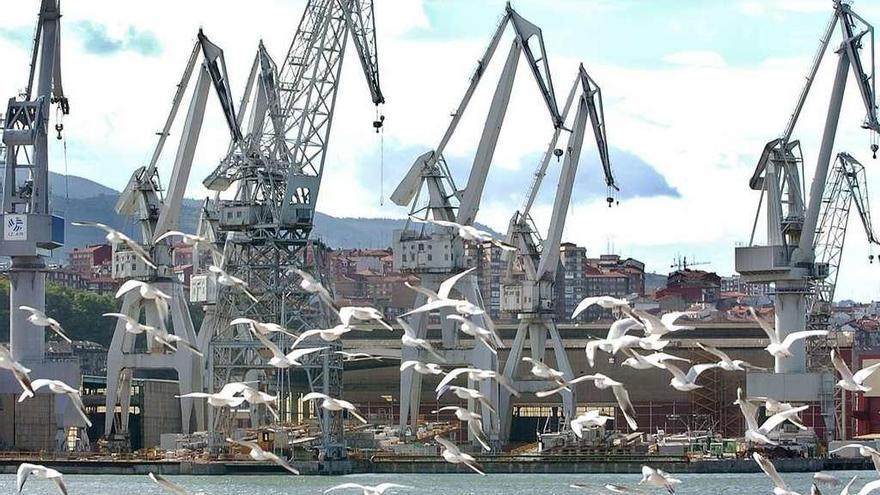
[671,254,710,271]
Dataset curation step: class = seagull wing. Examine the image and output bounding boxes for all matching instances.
[857,479,880,495]
[301,392,329,402]
[612,385,638,430]
[750,307,779,344]
[71,220,112,232]
[374,483,413,494]
[267,452,300,475]
[252,330,285,359]
[696,342,732,363]
[436,368,470,395]
[438,267,475,299]
[148,472,191,495]
[401,299,461,317]
[759,405,809,433]
[686,363,720,382]
[154,230,188,243]
[753,452,787,490]
[781,330,828,350]
[660,311,697,329]
[285,346,328,364]
[115,280,145,299]
[122,238,157,269]
[852,362,880,385]
[468,418,491,451]
[572,297,602,319]
[831,349,856,383]
[324,483,367,494]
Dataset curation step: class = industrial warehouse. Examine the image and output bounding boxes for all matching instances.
[3,1,880,494]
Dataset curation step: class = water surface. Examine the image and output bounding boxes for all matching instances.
[2,471,873,494]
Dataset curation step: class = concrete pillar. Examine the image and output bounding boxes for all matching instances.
[9,256,46,363]
[775,283,807,373]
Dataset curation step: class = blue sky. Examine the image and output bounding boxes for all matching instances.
[2,0,880,300]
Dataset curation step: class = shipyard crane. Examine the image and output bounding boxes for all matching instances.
[0,0,87,451]
[102,30,243,450]
[736,0,880,374]
[195,0,384,460]
[390,4,562,445]
[498,64,617,440]
[806,151,878,440]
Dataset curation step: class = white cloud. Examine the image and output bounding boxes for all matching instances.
[2,1,879,302]
[661,51,727,68]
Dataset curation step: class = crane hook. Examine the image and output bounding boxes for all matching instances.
[54,122,63,140]
[872,143,878,159]
[553,148,563,162]
[373,115,385,133]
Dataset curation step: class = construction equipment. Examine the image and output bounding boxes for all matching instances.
[391,4,562,446]
[198,0,383,460]
[736,0,880,374]
[0,0,86,450]
[102,30,242,451]
[498,64,617,440]
[806,151,879,440]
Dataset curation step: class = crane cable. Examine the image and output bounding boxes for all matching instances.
[374,105,385,206]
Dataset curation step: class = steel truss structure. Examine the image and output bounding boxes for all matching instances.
[199,0,383,459]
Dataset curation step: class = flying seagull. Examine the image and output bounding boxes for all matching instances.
[18,306,71,343]
[72,221,156,268]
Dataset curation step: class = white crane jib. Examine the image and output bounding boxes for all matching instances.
[736,0,880,373]
[498,64,617,440]
[104,30,243,447]
[392,4,563,445]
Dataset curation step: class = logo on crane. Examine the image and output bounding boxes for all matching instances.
[4,215,27,240]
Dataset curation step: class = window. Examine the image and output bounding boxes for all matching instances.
[427,254,432,261]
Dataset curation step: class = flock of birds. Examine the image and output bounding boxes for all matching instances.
[4,222,880,493]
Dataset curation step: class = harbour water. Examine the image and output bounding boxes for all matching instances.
[0,471,872,494]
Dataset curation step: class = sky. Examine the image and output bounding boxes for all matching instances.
[2,0,880,301]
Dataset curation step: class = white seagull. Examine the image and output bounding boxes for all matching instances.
[219,382,280,421]
[324,483,412,495]
[20,379,91,427]
[177,382,248,409]
[290,268,336,309]
[115,280,172,324]
[398,317,446,363]
[230,317,297,338]
[663,362,720,392]
[103,313,202,356]
[251,330,326,369]
[292,325,355,348]
[584,373,638,431]
[829,444,880,473]
[154,230,222,258]
[432,406,491,451]
[442,385,496,414]
[696,342,767,372]
[148,472,205,495]
[400,360,444,375]
[0,345,34,398]
[585,317,644,366]
[339,306,393,331]
[434,435,486,475]
[570,410,613,438]
[736,388,808,445]
[302,392,368,424]
[18,306,71,343]
[620,349,690,371]
[16,463,67,495]
[72,221,156,269]
[226,437,299,474]
[831,348,880,392]
[404,268,474,304]
[639,465,682,494]
[447,314,504,351]
[411,216,516,252]
[435,367,519,398]
[209,265,259,303]
[632,310,697,337]
[336,351,385,362]
[572,295,633,319]
[750,307,828,358]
